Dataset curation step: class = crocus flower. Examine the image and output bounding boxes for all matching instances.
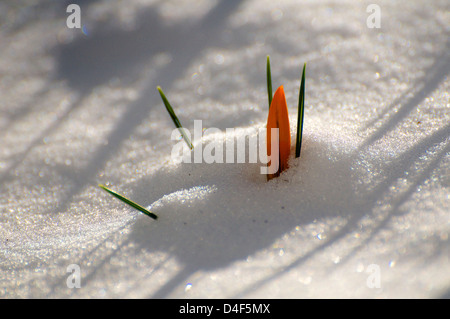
[266,85,291,180]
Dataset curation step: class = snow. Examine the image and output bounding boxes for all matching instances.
[0,0,449,298]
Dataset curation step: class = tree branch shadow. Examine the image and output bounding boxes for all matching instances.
[360,40,449,149]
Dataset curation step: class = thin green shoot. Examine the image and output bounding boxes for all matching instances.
[157,86,194,150]
[295,63,306,158]
[99,184,158,220]
[267,55,273,109]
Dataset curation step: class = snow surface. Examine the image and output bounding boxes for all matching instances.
[0,0,449,298]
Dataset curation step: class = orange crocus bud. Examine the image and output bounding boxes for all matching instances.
[266,85,291,180]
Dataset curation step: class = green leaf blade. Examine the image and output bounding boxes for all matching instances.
[267,55,273,109]
[295,63,306,158]
[99,184,158,220]
[157,86,194,150]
